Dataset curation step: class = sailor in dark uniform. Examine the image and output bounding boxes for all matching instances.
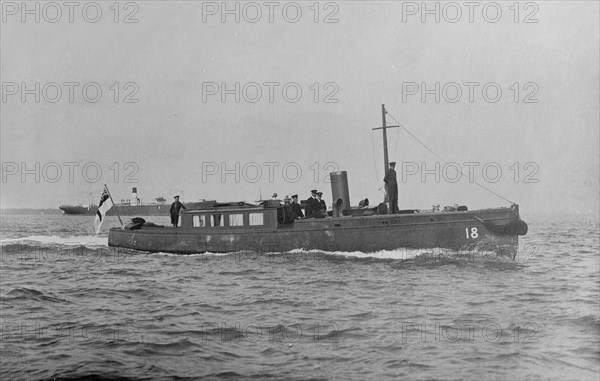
[290,194,304,219]
[383,162,398,214]
[305,189,319,218]
[169,195,187,227]
[315,192,327,218]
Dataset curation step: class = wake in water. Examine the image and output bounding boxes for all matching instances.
[152,246,515,267]
[0,234,518,266]
[1,234,108,246]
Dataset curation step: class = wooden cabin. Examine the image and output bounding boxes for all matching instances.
[180,200,294,230]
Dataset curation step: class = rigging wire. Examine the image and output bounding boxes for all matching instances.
[385,110,516,205]
[392,120,400,162]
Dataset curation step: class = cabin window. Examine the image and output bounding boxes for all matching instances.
[249,213,264,226]
[193,215,206,227]
[211,214,224,227]
[229,214,244,226]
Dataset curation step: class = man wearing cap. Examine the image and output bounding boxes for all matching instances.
[290,194,304,219]
[169,195,187,227]
[305,189,319,218]
[383,162,398,214]
[315,191,327,218]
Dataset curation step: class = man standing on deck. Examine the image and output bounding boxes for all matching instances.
[316,192,327,218]
[305,189,319,218]
[170,195,187,227]
[290,195,304,219]
[383,162,398,214]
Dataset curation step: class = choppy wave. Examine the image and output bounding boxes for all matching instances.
[1,287,71,303]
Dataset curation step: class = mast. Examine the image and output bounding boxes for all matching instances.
[372,104,400,175]
[381,104,389,170]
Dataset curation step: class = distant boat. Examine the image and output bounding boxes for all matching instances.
[109,106,528,258]
[60,188,205,216]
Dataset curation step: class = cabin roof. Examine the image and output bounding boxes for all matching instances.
[184,206,270,213]
[182,200,287,213]
[182,200,282,214]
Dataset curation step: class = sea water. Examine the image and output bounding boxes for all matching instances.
[0,214,598,380]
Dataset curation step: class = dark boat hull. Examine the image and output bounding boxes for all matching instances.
[108,208,523,258]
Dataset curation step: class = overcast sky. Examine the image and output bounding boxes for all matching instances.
[1,1,598,218]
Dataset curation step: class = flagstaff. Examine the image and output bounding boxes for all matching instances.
[104,184,124,228]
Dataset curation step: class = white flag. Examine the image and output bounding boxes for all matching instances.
[94,187,113,234]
